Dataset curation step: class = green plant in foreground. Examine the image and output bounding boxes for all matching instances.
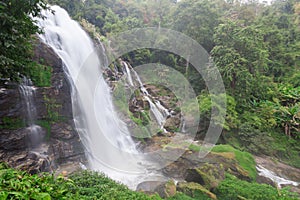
[0,163,74,199]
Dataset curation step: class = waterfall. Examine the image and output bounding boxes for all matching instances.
[37,6,151,188]
[256,165,299,188]
[121,61,170,129]
[122,61,134,86]
[19,77,43,147]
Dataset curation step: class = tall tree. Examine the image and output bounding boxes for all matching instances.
[0,0,48,80]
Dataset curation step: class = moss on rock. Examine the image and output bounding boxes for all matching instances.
[177,182,217,199]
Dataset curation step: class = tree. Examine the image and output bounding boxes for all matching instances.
[0,0,48,80]
[171,0,227,52]
[211,20,271,106]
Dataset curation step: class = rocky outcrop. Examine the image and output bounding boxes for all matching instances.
[0,39,86,174]
[137,180,177,198]
[177,182,217,200]
[162,150,252,182]
[184,163,225,190]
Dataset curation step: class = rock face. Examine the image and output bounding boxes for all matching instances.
[255,156,300,194]
[177,182,217,200]
[162,151,251,182]
[0,39,86,174]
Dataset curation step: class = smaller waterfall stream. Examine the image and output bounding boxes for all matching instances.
[121,61,170,129]
[256,165,299,188]
[19,77,43,147]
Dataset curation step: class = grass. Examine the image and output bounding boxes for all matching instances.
[269,132,300,168]
[188,144,201,152]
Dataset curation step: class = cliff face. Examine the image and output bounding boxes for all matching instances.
[0,39,86,174]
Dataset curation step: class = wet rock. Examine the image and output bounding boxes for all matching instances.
[256,175,276,187]
[0,38,86,174]
[137,180,176,198]
[164,117,181,132]
[154,180,177,198]
[0,86,23,120]
[137,181,165,192]
[0,145,52,174]
[0,129,27,150]
[162,151,252,183]
[51,122,75,140]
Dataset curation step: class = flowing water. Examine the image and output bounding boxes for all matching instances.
[37,5,166,188]
[121,61,170,129]
[38,6,152,188]
[256,165,299,188]
[19,77,43,147]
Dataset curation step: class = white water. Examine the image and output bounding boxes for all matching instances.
[121,61,169,128]
[256,165,299,188]
[19,77,43,146]
[37,6,152,188]
[122,61,134,86]
[19,78,37,126]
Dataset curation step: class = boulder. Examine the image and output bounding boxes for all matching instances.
[0,128,28,150]
[184,163,225,190]
[164,117,181,132]
[137,180,176,198]
[137,181,164,192]
[162,150,252,183]
[177,182,217,200]
[154,180,177,198]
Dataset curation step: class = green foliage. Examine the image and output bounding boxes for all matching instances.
[188,144,201,152]
[0,164,75,199]
[166,192,196,200]
[214,174,299,200]
[0,0,49,80]
[0,165,160,200]
[67,170,160,200]
[43,95,62,122]
[26,62,52,87]
[264,131,300,168]
[212,145,257,180]
[177,182,215,200]
[0,117,25,130]
[198,93,239,131]
[171,0,226,52]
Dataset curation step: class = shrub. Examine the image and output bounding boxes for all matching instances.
[214,174,299,200]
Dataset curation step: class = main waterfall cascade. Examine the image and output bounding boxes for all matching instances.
[37,6,165,188]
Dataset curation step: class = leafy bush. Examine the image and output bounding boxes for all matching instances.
[0,117,25,130]
[26,62,52,87]
[214,174,299,200]
[0,163,74,199]
[68,170,160,200]
[0,165,160,200]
